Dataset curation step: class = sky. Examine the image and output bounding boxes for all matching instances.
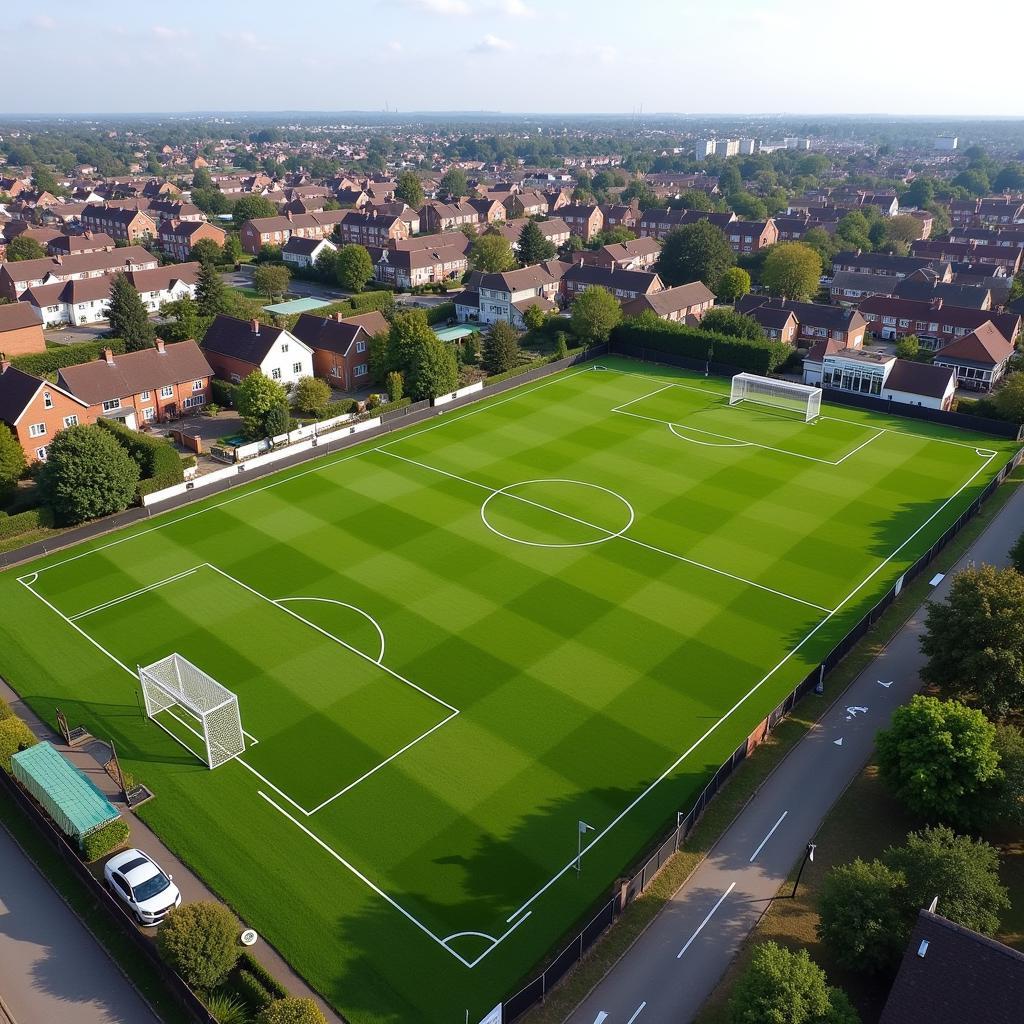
[11,0,1024,117]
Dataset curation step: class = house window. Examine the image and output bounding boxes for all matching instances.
[35,446,47,461]
[102,398,120,411]
[292,362,302,374]
[184,395,205,408]
[192,380,203,391]
[140,390,150,400]
[160,385,174,398]
[143,407,155,421]
[63,415,79,428]
[230,373,242,384]
[280,343,289,352]
[271,368,282,380]
[355,340,366,353]
[29,422,46,438]
[354,363,368,377]
[43,391,53,409]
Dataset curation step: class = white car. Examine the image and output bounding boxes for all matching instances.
[104,848,181,926]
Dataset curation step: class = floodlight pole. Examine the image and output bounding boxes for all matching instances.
[791,842,816,898]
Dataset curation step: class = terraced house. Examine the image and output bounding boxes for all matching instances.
[0,246,159,300]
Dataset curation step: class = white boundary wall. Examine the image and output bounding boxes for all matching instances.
[432,381,484,407]
[143,416,382,506]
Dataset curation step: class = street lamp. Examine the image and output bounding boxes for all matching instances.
[791,842,816,898]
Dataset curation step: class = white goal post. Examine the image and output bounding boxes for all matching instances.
[138,654,245,769]
[729,372,822,422]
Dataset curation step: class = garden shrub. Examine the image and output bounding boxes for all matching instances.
[256,997,326,1024]
[235,969,274,1011]
[0,715,38,773]
[11,338,127,378]
[212,379,240,408]
[426,301,455,325]
[82,819,130,862]
[157,901,240,990]
[238,951,288,1000]
[0,507,52,540]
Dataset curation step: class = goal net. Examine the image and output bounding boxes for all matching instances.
[729,372,822,422]
[138,654,244,769]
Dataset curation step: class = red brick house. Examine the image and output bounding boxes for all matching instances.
[290,310,389,390]
[0,361,93,462]
[336,210,410,247]
[574,237,661,271]
[725,219,778,254]
[558,204,604,242]
[0,302,46,357]
[856,295,1021,349]
[158,219,227,262]
[239,211,348,255]
[57,339,213,426]
[932,321,1016,392]
[621,281,715,323]
[738,296,867,348]
[80,206,156,242]
[562,264,663,303]
[638,209,736,241]
[419,200,481,234]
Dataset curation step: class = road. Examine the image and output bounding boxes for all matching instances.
[568,479,1024,1024]
[0,824,160,1024]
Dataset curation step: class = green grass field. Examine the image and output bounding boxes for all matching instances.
[0,356,1018,1024]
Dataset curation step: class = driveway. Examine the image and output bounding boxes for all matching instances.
[0,824,160,1024]
[44,325,110,346]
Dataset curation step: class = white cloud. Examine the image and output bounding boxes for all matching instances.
[402,0,471,14]
[387,40,403,51]
[472,33,513,52]
[151,25,192,40]
[494,0,535,14]
[27,14,57,30]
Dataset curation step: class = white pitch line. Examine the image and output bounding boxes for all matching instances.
[69,567,201,620]
[276,596,386,664]
[749,811,788,863]
[379,449,831,614]
[627,1001,647,1024]
[677,883,736,959]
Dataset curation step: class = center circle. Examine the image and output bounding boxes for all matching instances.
[480,479,635,549]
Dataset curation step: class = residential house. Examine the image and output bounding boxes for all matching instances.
[600,203,641,232]
[467,198,506,224]
[932,321,1015,392]
[558,204,604,242]
[804,347,956,410]
[950,197,1024,227]
[238,211,348,255]
[832,250,950,280]
[856,295,1020,349]
[497,217,571,252]
[892,274,992,310]
[80,206,156,242]
[460,261,570,328]
[336,210,409,248]
[368,242,468,289]
[57,339,213,427]
[503,190,549,219]
[282,236,337,270]
[157,219,227,263]
[724,218,778,254]
[638,209,736,241]
[201,315,314,385]
[574,237,661,271]
[47,231,116,257]
[0,246,159,300]
[620,281,715,323]
[738,296,868,349]
[830,270,900,306]
[0,302,45,357]
[562,263,663,303]
[746,304,799,344]
[290,310,389,390]
[910,239,1023,274]
[419,200,480,234]
[0,361,93,462]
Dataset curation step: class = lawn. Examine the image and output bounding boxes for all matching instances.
[0,357,1017,1024]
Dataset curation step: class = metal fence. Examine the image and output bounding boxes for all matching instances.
[0,769,217,1024]
[504,444,1024,1022]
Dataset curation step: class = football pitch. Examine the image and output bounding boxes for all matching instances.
[1,356,1018,1023]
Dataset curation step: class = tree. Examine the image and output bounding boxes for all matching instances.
[189,237,222,266]
[728,942,859,1024]
[409,336,458,400]
[39,425,139,525]
[620,180,659,210]
[886,825,1009,936]
[818,858,908,974]
[385,370,404,403]
[903,178,935,209]
[0,424,26,501]
[921,563,1024,718]
[885,215,924,246]
[698,306,765,340]
[223,232,243,264]
[156,902,239,991]
[236,371,289,440]
[558,234,584,261]
[387,310,436,378]
[994,163,1024,192]
[876,695,1002,828]
[160,294,203,343]
[470,233,516,273]
[195,257,229,318]
[835,211,873,252]
[658,221,735,289]
[718,163,743,196]
[253,264,290,300]
[335,244,374,292]
[894,334,921,360]
[802,227,837,269]
[521,302,547,332]
[4,236,46,262]
[989,724,1024,825]
[517,220,556,265]
[256,998,327,1024]
[571,286,622,344]
[762,243,822,301]
[483,321,520,374]
[952,168,990,196]
[264,403,289,437]
[729,191,769,221]
[292,376,330,417]
[1011,529,1024,574]
[106,272,155,352]
[395,171,424,210]
[992,372,1024,424]
[717,266,751,303]
[232,194,278,228]
[461,334,479,366]
[439,168,468,200]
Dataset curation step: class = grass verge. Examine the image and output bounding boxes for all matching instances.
[0,786,192,1024]
[527,466,1024,1024]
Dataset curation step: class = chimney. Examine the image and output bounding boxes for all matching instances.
[54,254,62,266]
[251,318,260,335]
[84,229,92,239]
[0,358,10,374]
[335,312,345,322]
[287,210,293,221]
[155,338,166,353]
[103,348,115,365]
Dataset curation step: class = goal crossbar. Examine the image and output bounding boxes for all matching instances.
[729,372,821,422]
[138,653,244,769]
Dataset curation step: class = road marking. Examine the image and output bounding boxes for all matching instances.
[878,679,893,688]
[844,705,869,720]
[593,1013,608,1024]
[627,1003,647,1024]
[834,737,844,746]
[929,573,945,586]
[749,811,788,863]
[676,882,736,959]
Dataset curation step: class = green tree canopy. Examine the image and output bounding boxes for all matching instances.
[762,242,822,300]
[409,335,458,400]
[236,371,289,440]
[728,942,859,1024]
[716,266,751,303]
[39,425,139,525]
[699,306,764,340]
[256,997,327,1024]
[876,695,1002,828]
[156,902,239,992]
[439,168,468,200]
[470,233,516,273]
[384,370,404,402]
[894,334,921,361]
[395,171,424,210]
[992,372,1024,424]
[253,264,290,300]
[5,236,46,262]
[106,272,155,352]
[291,376,331,417]
[0,423,26,500]
[921,563,1024,718]
[386,310,435,377]
[189,237,222,265]
[223,232,243,264]
[195,257,229,319]
[571,286,622,344]
[335,244,374,292]
[483,320,520,374]
[517,220,557,265]
[658,221,735,289]
[232,194,278,228]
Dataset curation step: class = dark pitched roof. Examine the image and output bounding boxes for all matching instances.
[884,359,955,399]
[201,314,291,366]
[0,364,46,425]
[623,282,715,318]
[291,313,364,356]
[282,236,331,256]
[880,910,1024,1024]
[0,301,43,333]
[738,296,867,332]
[564,263,662,293]
[57,340,212,404]
[892,278,992,309]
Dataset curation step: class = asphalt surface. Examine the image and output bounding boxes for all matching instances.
[568,479,1024,1024]
[0,825,160,1024]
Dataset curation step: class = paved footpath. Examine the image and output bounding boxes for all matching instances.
[569,480,1024,1024]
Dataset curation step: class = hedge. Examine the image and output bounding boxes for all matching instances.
[81,819,130,862]
[0,506,52,540]
[235,969,275,1012]
[238,952,288,1001]
[346,290,394,315]
[0,696,12,720]
[322,399,359,418]
[484,347,588,387]
[374,397,412,416]
[95,418,184,498]
[611,320,791,375]
[212,379,240,408]
[0,715,38,773]
[12,338,127,378]
[426,301,456,325]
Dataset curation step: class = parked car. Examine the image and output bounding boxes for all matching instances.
[104,848,181,925]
